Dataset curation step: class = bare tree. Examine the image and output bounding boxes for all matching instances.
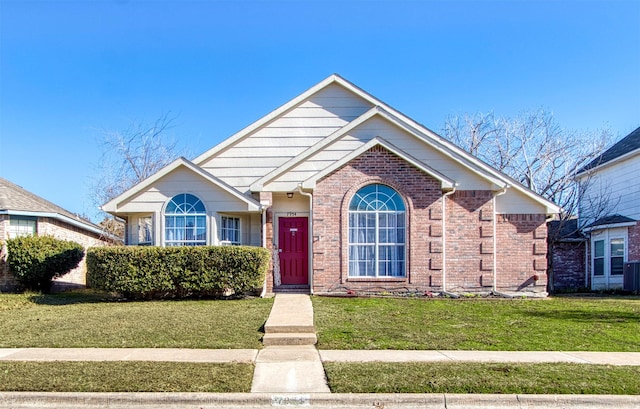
[91,113,186,237]
[443,109,613,227]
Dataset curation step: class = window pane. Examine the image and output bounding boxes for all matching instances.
[594,240,604,257]
[594,258,604,276]
[610,239,624,257]
[611,257,624,276]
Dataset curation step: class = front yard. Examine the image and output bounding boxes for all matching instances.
[312,296,640,351]
[1,291,639,393]
[0,291,273,349]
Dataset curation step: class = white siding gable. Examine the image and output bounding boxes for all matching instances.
[579,154,640,221]
[263,115,494,192]
[115,167,258,214]
[198,83,373,193]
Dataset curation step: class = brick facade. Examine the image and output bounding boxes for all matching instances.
[550,241,587,291]
[0,216,110,292]
[629,221,640,262]
[313,146,442,294]
[495,214,548,293]
[304,146,550,295]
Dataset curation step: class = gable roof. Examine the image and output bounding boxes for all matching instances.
[577,126,640,176]
[0,177,104,235]
[302,136,457,190]
[246,85,559,213]
[101,157,262,213]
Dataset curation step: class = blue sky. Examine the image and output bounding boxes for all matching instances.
[1,0,639,221]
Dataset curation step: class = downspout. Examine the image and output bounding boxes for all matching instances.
[297,184,314,295]
[260,205,267,298]
[492,185,509,293]
[441,187,457,293]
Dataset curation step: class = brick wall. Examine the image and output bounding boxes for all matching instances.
[445,190,494,291]
[495,214,548,292]
[313,146,443,294]
[550,240,586,291]
[629,221,640,262]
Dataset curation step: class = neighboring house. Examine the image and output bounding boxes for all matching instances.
[102,75,559,295]
[548,218,587,292]
[575,127,640,290]
[0,177,112,291]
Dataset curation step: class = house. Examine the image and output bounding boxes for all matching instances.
[0,177,113,291]
[548,218,587,292]
[102,75,559,296]
[575,127,640,290]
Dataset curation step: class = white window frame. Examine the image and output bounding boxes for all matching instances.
[591,228,627,289]
[220,215,241,245]
[348,184,406,278]
[164,193,207,247]
[8,216,37,238]
[137,215,153,246]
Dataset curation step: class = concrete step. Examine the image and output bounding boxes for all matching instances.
[262,333,317,346]
[264,323,316,334]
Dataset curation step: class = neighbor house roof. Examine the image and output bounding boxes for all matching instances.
[548,218,585,242]
[583,214,637,232]
[577,126,640,176]
[0,177,105,235]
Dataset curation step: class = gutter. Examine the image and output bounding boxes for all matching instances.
[297,184,314,295]
[0,210,105,237]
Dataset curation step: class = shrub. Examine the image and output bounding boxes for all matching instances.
[87,245,270,299]
[6,236,85,293]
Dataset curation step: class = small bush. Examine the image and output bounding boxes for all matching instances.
[6,236,85,293]
[87,246,270,299]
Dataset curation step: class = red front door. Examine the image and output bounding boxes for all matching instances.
[278,217,309,285]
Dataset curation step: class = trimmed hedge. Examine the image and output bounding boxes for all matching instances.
[86,246,270,299]
[6,236,85,293]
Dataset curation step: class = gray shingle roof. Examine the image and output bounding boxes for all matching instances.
[579,127,640,173]
[0,177,102,233]
[585,214,636,229]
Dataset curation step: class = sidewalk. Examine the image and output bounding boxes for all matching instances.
[2,347,640,366]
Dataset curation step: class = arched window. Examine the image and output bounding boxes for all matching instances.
[348,184,406,277]
[164,193,207,246]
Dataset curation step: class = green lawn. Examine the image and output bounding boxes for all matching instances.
[324,362,640,394]
[312,296,640,351]
[0,291,273,349]
[0,361,253,392]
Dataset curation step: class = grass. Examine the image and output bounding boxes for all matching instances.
[312,296,640,351]
[324,362,640,394]
[0,291,273,349]
[0,361,253,392]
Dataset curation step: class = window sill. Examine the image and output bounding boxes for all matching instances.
[347,277,407,282]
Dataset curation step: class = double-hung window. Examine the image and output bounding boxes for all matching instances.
[348,184,406,277]
[220,216,241,245]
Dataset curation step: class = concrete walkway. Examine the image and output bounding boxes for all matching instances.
[252,294,329,393]
[2,348,639,366]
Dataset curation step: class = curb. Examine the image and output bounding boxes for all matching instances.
[1,392,640,408]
